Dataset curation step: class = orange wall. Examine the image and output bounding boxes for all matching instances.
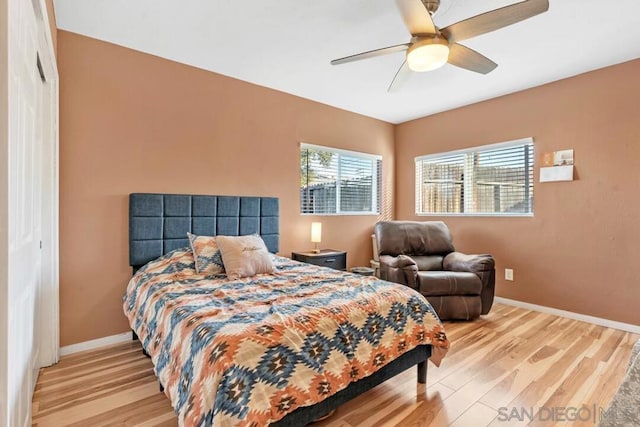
[59,27,640,345]
[395,59,640,325]
[58,31,395,346]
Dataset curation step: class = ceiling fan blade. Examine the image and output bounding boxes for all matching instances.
[395,0,437,35]
[447,43,498,74]
[331,43,410,66]
[441,0,549,43]
[388,61,411,92]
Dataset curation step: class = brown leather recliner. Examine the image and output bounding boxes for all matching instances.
[374,220,495,320]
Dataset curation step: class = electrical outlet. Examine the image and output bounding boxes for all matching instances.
[505,268,514,281]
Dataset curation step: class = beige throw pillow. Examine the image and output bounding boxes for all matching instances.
[216,234,275,279]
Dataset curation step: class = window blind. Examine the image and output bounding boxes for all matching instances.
[300,143,381,215]
[415,138,534,215]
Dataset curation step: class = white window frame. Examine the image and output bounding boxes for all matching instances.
[300,143,382,216]
[415,137,534,217]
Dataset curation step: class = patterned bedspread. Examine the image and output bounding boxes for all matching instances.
[123,248,449,426]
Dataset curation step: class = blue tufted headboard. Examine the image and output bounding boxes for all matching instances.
[129,193,279,271]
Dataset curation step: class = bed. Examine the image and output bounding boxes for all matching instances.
[124,193,449,426]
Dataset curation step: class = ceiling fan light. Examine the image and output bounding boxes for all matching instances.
[406,38,450,72]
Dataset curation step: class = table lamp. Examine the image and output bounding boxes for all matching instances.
[310,222,322,253]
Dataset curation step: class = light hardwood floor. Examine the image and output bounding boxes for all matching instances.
[32,303,638,426]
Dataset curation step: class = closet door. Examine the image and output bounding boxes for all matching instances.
[6,0,44,424]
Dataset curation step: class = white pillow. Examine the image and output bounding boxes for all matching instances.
[216,235,275,279]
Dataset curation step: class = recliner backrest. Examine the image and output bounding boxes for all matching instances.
[374,221,455,257]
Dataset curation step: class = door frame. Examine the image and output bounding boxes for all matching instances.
[33,0,60,369]
[0,0,9,423]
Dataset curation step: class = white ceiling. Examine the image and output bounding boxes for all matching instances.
[54,0,640,124]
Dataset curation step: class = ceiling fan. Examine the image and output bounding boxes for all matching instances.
[331,0,549,91]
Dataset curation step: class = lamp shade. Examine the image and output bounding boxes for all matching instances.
[310,222,322,243]
[406,36,449,72]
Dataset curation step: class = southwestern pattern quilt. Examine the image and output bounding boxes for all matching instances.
[123,248,449,426]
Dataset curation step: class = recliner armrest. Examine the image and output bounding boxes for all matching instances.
[444,252,495,315]
[443,252,494,274]
[380,254,417,269]
[379,255,418,288]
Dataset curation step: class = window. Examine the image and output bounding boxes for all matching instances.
[415,138,534,216]
[300,143,382,215]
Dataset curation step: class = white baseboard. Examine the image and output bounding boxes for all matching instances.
[495,297,640,334]
[59,331,131,357]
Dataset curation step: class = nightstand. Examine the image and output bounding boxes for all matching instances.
[291,250,347,271]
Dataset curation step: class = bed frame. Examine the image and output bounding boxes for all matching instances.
[128,192,430,425]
